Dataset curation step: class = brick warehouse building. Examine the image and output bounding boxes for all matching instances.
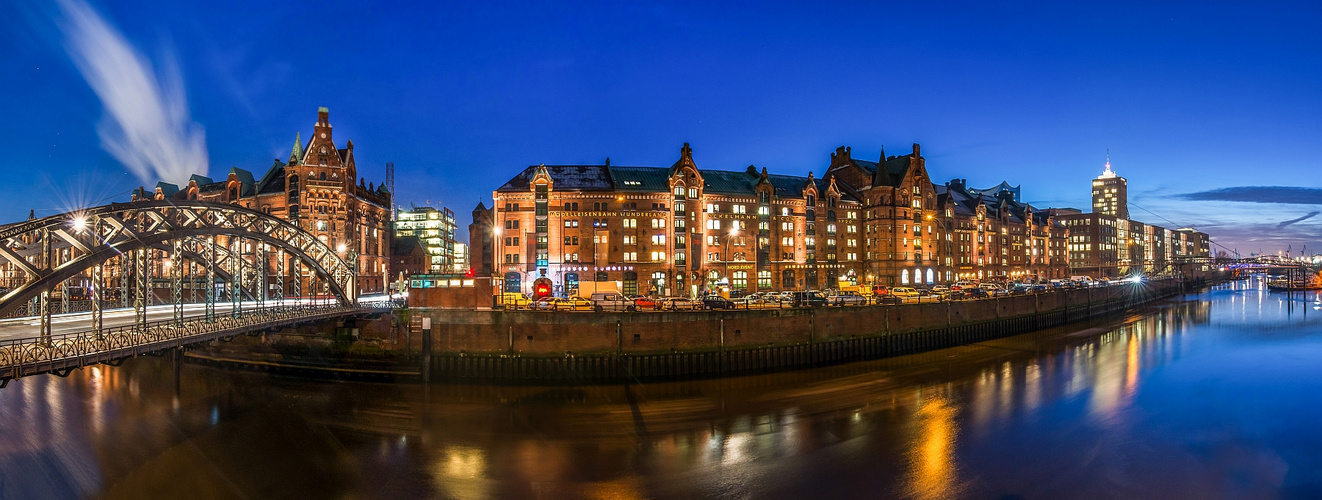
[470,142,1076,297]
[132,107,393,295]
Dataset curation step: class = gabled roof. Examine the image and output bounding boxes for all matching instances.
[874,155,915,188]
[609,167,670,192]
[700,168,759,195]
[851,158,880,174]
[256,161,286,194]
[494,163,858,202]
[189,174,214,185]
[227,167,257,196]
[154,182,179,197]
[496,165,615,192]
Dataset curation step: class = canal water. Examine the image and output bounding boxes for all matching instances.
[1,279,1320,499]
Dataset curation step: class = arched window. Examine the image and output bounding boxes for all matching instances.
[901,271,909,284]
[926,268,935,284]
[319,172,327,181]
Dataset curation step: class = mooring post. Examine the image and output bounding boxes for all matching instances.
[809,309,815,344]
[616,320,622,354]
[421,317,432,384]
[718,317,725,374]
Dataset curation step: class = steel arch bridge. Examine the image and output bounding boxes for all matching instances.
[0,200,356,333]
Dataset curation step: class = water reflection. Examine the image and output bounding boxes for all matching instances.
[0,282,1318,498]
[904,394,963,500]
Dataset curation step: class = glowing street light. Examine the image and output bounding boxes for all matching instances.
[70,215,87,233]
[336,243,347,253]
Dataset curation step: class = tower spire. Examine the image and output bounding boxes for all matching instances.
[1100,149,1116,178]
[289,131,304,165]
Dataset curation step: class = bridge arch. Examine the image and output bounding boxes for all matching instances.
[0,200,355,317]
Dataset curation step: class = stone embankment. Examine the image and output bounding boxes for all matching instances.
[406,279,1188,383]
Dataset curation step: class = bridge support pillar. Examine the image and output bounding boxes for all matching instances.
[120,252,130,310]
[275,249,285,306]
[231,237,241,319]
[172,240,183,326]
[91,264,103,336]
[133,248,148,330]
[206,237,216,322]
[39,290,51,345]
[257,243,267,313]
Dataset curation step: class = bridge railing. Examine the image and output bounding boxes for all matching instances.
[0,303,393,380]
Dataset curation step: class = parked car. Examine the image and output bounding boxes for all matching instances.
[966,287,990,299]
[890,287,919,297]
[731,295,760,308]
[659,296,701,311]
[589,292,636,312]
[501,292,532,309]
[630,295,658,310]
[789,291,828,307]
[828,290,868,306]
[533,297,556,310]
[701,295,736,310]
[549,297,593,311]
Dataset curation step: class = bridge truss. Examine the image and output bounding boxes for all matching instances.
[0,200,358,343]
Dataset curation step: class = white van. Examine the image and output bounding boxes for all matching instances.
[589,292,635,312]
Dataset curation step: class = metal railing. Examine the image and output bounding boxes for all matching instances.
[0,302,391,381]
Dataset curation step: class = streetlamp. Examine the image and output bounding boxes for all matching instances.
[722,226,740,293]
[724,227,740,265]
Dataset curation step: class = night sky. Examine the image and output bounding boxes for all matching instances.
[3,0,1320,256]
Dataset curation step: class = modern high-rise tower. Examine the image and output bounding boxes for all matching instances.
[1091,153,1128,219]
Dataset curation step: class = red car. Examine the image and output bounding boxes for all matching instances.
[631,296,658,310]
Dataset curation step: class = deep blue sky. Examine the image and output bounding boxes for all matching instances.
[3,1,1321,255]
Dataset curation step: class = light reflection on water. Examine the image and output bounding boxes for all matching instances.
[0,280,1319,499]
[905,393,962,500]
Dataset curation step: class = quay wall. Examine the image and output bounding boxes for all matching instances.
[402,279,1188,383]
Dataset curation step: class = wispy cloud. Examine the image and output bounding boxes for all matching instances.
[54,0,207,185]
[1277,211,1320,229]
[1179,186,1322,205]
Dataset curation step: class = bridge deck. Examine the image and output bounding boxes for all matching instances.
[0,304,390,382]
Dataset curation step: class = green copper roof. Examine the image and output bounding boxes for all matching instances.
[289,131,304,165]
